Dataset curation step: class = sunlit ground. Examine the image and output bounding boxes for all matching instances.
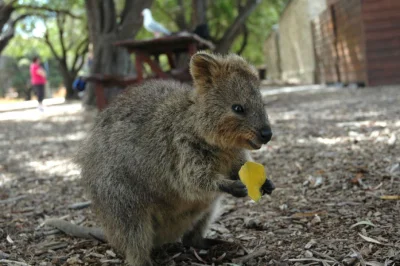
[0,86,399,265]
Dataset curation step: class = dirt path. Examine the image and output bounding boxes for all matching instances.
[1,86,399,265]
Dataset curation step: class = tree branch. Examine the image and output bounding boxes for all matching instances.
[14,4,81,19]
[75,48,88,74]
[42,28,61,62]
[176,0,188,30]
[56,14,67,63]
[191,0,207,28]
[119,0,133,27]
[0,12,40,53]
[84,0,101,43]
[236,24,248,55]
[156,5,176,26]
[72,37,89,72]
[0,1,15,27]
[215,0,261,54]
[102,0,116,33]
[118,0,153,39]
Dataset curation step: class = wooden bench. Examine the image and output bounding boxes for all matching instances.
[87,33,214,110]
[83,74,139,110]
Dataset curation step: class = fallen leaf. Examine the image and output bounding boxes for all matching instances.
[388,163,399,174]
[192,248,207,264]
[291,211,327,218]
[350,220,376,229]
[351,173,364,184]
[359,233,382,245]
[387,134,396,146]
[304,250,313,257]
[366,261,384,266]
[305,175,324,188]
[106,250,116,257]
[366,182,383,191]
[384,259,394,266]
[6,235,14,244]
[304,239,317,249]
[380,195,400,200]
[311,214,321,225]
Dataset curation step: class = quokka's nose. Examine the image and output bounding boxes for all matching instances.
[259,127,272,144]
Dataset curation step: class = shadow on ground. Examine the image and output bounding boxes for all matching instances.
[0,87,399,265]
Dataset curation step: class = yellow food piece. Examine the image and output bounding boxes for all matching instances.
[239,161,267,202]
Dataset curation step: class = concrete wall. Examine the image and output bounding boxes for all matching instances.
[263,26,281,81]
[277,0,327,84]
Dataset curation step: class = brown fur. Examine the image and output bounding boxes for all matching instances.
[75,52,271,265]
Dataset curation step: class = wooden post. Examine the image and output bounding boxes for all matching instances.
[95,83,107,111]
[188,43,197,56]
[135,53,144,83]
[166,52,176,69]
[142,55,169,79]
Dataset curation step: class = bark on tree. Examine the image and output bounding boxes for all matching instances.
[83,0,153,106]
[0,0,81,54]
[236,24,249,55]
[191,0,207,26]
[174,0,260,55]
[43,15,88,100]
[0,1,19,53]
[214,0,261,54]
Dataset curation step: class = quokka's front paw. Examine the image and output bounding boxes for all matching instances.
[261,178,275,195]
[219,180,248,197]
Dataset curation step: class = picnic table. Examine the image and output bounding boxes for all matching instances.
[85,32,214,110]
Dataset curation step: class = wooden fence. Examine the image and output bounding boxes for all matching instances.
[312,0,400,86]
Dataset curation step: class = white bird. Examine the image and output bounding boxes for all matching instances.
[141,8,171,37]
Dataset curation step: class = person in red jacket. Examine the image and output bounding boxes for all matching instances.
[30,56,47,111]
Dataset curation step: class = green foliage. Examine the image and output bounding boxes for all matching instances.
[2,0,87,95]
[234,0,287,64]
[2,0,287,99]
[144,0,287,65]
[3,35,52,59]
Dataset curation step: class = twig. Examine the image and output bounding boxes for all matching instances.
[288,258,335,263]
[0,259,31,266]
[45,219,106,242]
[232,248,267,264]
[0,251,10,259]
[213,252,226,262]
[42,229,61,236]
[310,250,339,263]
[160,252,182,264]
[68,201,91,210]
[192,248,207,264]
[14,5,81,19]
[43,242,68,251]
[0,195,26,204]
[99,259,122,264]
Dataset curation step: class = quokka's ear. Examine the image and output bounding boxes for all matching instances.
[190,52,221,93]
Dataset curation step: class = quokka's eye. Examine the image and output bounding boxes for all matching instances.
[232,104,244,114]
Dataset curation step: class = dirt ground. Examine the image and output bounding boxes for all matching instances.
[1,85,399,266]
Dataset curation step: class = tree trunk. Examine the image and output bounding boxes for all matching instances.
[0,1,15,54]
[214,0,261,54]
[58,63,78,100]
[83,0,153,107]
[191,0,207,27]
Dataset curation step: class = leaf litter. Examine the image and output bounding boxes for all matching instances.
[1,86,400,265]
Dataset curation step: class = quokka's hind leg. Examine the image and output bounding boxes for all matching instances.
[182,198,228,249]
[125,219,155,266]
[105,215,155,266]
